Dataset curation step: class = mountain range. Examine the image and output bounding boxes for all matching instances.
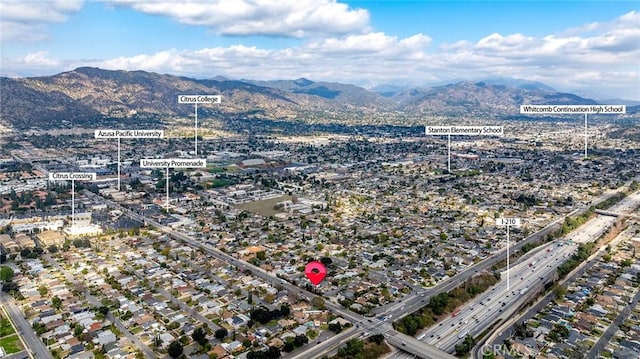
[0,67,636,130]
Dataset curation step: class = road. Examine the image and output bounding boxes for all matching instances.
[391,189,640,358]
[419,241,574,352]
[125,264,222,331]
[43,254,157,359]
[80,189,572,358]
[85,191,453,359]
[479,212,640,358]
[288,327,358,359]
[83,186,640,359]
[1,293,50,359]
[588,285,640,357]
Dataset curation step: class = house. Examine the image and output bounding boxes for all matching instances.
[0,234,19,253]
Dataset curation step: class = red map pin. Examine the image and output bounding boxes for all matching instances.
[305,261,327,285]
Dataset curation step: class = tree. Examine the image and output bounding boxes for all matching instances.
[320,257,332,266]
[152,335,162,349]
[52,296,62,310]
[74,324,85,338]
[168,340,183,358]
[369,334,384,345]
[0,266,14,283]
[267,346,281,358]
[337,339,364,356]
[328,322,342,333]
[293,335,308,348]
[214,328,228,339]
[1,281,19,293]
[282,342,294,352]
[192,326,207,346]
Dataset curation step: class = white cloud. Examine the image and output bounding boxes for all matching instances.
[109,0,370,37]
[2,11,638,99]
[0,0,83,42]
[23,51,60,67]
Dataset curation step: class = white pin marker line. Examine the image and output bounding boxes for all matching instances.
[140,158,207,209]
[95,130,165,191]
[48,172,97,228]
[178,95,222,156]
[519,105,626,159]
[425,126,504,172]
[496,217,521,291]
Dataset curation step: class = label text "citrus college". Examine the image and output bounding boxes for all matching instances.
[177,95,221,104]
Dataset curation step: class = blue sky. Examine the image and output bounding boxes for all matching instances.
[1,1,639,99]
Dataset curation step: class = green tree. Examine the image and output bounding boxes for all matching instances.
[168,340,183,358]
[0,266,14,283]
[214,328,228,339]
[192,326,207,346]
[74,324,85,338]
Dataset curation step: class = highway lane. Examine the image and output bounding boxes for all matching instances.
[287,327,358,359]
[109,195,573,358]
[85,191,451,358]
[420,241,575,352]
[386,332,457,359]
[81,190,579,358]
[478,223,640,359]
[373,214,569,322]
[83,187,640,358]
[416,189,640,354]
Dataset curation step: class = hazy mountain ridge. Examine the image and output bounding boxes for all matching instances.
[0,67,633,130]
[244,78,395,108]
[396,81,597,116]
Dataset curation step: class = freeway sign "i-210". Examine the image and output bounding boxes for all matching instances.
[495,218,521,226]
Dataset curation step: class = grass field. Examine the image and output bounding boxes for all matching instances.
[236,195,292,217]
[0,317,15,337]
[0,334,24,353]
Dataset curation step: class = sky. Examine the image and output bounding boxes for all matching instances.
[1,0,639,100]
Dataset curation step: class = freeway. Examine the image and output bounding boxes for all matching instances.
[80,188,572,358]
[479,212,640,359]
[370,212,569,329]
[84,186,640,358]
[389,190,640,358]
[84,191,454,359]
[288,327,358,359]
[419,241,575,352]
